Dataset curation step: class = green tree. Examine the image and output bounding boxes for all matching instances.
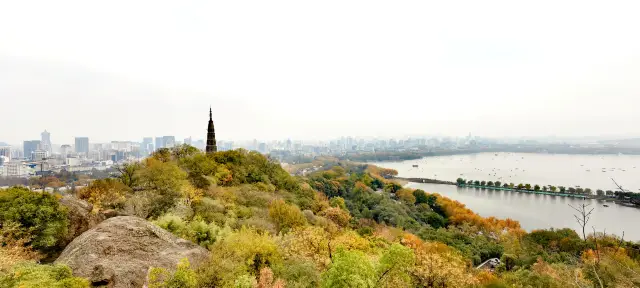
[474,180,480,185]
[138,158,187,217]
[495,181,501,187]
[0,187,69,252]
[480,181,486,186]
[376,243,415,287]
[509,183,515,188]
[413,189,428,204]
[467,180,473,185]
[321,250,376,288]
[525,184,532,190]
[596,189,604,196]
[456,178,465,185]
[487,181,494,186]
[517,184,524,189]
[550,186,557,192]
[542,186,548,191]
[534,184,540,191]
[384,183,402,193]
[171,144,201,160]
[396,189,416,204]
[576,188,584,194]
[151,148,172,162]
[115,162,141,189]
[584,188,592,195]
[559,186,566,193]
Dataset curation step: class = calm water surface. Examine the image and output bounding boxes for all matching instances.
[374,153,640,241]
[377,152,640,191]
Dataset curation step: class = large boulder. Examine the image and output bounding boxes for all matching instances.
[55,216,209,288]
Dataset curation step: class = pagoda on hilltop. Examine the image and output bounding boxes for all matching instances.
[206,107,217,153]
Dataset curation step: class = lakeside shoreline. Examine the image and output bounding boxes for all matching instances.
[394,176,640,208]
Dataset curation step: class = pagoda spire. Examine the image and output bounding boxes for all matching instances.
[206,106,217,153]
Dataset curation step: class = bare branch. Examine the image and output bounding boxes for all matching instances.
[592,226,600,264]
[611,178,627,193]
[591,264,604,288]
[569,203,593,240]
[615,231,625,254]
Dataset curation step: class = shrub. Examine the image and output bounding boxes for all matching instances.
[0,262,89,288]
[329,197,347,210]
[193,197,227,223]
[0,236,41,271]
[155,214,186,235]
[273,258,320,288]
[148,258,198,288]
[268,200,306,233]
[319,207,351,228]
[198,227,281,286]
[184,220,221,247]
[77,178,129,211]
[0,187,69,252]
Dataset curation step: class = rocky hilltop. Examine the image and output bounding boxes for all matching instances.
[55,216,209,288]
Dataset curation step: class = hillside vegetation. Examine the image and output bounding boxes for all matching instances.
[1,145,639,287]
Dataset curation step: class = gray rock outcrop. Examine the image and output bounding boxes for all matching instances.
[59,195,106,247]
[55,216,209,288]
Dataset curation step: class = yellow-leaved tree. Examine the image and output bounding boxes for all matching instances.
[401,234,477,287]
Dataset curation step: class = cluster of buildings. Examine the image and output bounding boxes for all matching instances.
[0,109,221,178]
[0,131,485,177]
[1,108,488,178]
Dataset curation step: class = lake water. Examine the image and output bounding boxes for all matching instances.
[374,153,640,241]
[377,152,640,192]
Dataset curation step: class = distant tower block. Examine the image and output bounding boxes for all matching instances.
[206,107,217,153]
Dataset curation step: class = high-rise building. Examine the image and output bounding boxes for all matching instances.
[155,137,164,151]
[23,140,41,160]
[184,137,192,146]
[41,130,51,155]
[0,146,11,161]
[60,144,72,157]
[142,137,153,155]
[33,150,47,161]
[206,107,217,153]
[75,137,89,156]
[163,136,176,148]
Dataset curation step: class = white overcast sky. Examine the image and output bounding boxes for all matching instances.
[1,1,639,145]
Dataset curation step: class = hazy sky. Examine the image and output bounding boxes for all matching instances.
[1,1,639,145]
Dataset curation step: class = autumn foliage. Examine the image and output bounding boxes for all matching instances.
[2,147,638,287]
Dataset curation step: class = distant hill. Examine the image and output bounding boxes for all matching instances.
[599,138,640,148]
